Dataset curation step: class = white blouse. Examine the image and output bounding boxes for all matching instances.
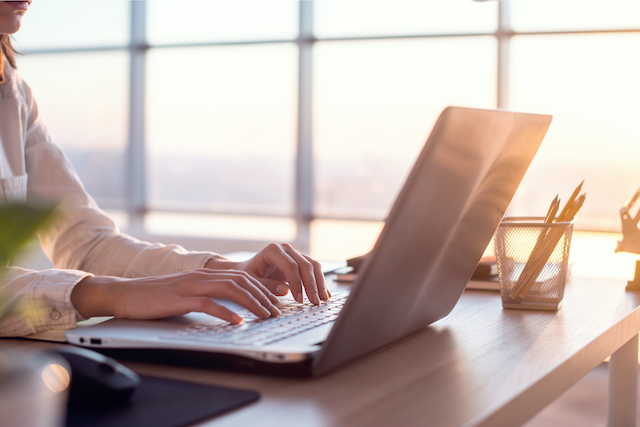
[0,63,219,337]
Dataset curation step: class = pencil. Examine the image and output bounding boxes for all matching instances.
[516,189,585,299]
[557,180,584,221]
[509,197,560,298]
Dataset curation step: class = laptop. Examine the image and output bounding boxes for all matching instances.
[65,106,552,377]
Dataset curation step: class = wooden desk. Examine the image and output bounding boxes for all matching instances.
[2,277,640,426]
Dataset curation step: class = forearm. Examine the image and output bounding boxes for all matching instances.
[70,275,124,319]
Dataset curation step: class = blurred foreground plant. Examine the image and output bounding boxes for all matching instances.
[0,203,57,322]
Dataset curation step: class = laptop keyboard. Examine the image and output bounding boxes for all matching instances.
[159,291,348,347]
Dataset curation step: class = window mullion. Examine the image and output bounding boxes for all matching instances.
[294,0,314,252]
[497,0,511,109]
[127,0,148,231]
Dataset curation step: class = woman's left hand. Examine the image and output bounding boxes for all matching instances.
[205,243,330,304]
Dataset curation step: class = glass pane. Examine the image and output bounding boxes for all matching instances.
[314,37,497,219]
[315,0,498,38]
[16,52,129,204]
[571,232,636,280]
[146,213,296,241]
[511,0,640,33]
[310,219,383,262]
[509,33,640,231]
[147,44,297,215]
[13,0,129,50]
[148,0,298,45]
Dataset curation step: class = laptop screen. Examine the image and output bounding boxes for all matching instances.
[313,106,552,375]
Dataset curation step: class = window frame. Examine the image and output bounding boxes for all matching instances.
[18,1,640,253]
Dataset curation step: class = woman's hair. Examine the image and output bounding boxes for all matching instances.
[0,35,18,84]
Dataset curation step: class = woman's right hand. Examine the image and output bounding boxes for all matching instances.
[70,269,282,324]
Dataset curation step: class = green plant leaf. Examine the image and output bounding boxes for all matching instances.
[0,203,57,323]
[0,203,58,267]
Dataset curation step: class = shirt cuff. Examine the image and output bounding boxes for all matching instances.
[30,269,93,332]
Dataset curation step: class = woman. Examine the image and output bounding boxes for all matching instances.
[0,0,329,337]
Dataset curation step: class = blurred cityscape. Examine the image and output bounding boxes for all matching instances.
[67,148,639,234]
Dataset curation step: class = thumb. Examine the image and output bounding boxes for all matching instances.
[256,277,290,296]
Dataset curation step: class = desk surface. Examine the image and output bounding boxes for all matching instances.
[3,277,640,427]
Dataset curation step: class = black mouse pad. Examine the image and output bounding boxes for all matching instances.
[66,375,260,427]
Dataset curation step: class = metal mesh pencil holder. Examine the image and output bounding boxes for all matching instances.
[495,217,574,311]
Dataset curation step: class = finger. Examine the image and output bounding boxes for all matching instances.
[304,254,331,300]
[224,271,281,316]
[260,244,306,303]
[182,276,273,319]
[281,244,320,305]
[197,268,281,306]
[216,281,275,319]
[187,297,244,324]
[257,277,291,297]
[185,270,280,316]
[239,271,282,306]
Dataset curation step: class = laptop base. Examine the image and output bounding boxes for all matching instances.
[89,346,315,378]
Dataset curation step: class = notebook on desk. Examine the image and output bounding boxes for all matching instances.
[65,106,552,377]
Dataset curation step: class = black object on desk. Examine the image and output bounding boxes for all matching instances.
[51,346,141,406]
[66,374,260,427]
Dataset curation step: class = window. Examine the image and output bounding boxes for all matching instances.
[13,0,640,260]
[13,1,130,208]
[146,44,298,217]
[509,32,640,230]
[314,36,497,220]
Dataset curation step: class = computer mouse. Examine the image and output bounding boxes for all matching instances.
[49,346,140,406]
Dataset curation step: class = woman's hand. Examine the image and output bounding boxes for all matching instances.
[70,269,281,324]
[205,243,330,304]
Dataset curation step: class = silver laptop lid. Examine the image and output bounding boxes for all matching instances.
[312,107,552,375]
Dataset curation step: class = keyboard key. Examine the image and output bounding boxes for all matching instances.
[159,291,348,346]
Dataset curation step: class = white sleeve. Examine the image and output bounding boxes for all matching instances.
[0,69,225,337]
[0,267,91,337]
